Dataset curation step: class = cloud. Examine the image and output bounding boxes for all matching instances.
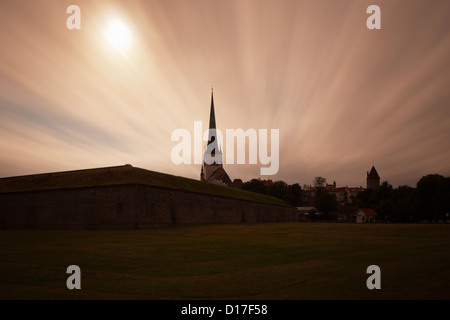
[1,0,449,187]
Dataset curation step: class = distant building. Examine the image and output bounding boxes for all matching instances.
[355,208,377,223]
[263,179,274,187]
[366,165,380,189]
[200,89,232,186]
[346,187,365,204]
[304,184,365,206]
[330,186,347,204]
[230,179,244,189]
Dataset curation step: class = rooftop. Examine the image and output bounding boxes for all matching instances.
[367,166,380,180]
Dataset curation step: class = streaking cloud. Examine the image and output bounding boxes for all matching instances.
[0,0,449,188]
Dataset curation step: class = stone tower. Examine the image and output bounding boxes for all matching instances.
[366,165,380,189]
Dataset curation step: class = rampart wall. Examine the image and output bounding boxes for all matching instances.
[0,184,296,229]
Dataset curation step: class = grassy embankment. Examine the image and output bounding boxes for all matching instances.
[0,165,288,207]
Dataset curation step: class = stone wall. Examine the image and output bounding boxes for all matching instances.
[0,184,296,229]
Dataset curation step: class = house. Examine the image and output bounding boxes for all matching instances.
[355,208,377,223]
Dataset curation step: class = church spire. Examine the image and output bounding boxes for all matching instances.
[201,87,230,185]
[207,87,217,149]
[204,87,222,164]
[209,86,216,131]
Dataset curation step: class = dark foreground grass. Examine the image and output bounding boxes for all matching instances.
[0,223,449,300]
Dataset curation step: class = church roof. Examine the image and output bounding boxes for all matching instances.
[367,166,380,180]
[207,166,232,186]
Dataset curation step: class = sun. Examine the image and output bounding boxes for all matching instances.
[104,19,132,52]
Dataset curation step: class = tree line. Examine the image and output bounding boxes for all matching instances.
[242,179,302,207]
[356,174,450,222]
[242,174,450,222]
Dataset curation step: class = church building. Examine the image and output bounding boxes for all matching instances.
[200,89,232,186]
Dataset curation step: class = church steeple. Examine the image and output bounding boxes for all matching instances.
[209,87,216,131]
[201,87,230,186]
[207,87,217,146]
[205,87,222,164]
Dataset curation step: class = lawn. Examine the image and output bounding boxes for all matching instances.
[0,223,449,300]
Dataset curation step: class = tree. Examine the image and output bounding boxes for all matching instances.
[416,174,450,221]
[242,179,303,207]
[314,187,338,219]
[242,179,266,194]
[373,181,393,221]
[391,185,416,222]
[313,177,327,188]
[289,183,302,207]
[355,175,450,223]
[356,187,376,208]
[267,181,289,199]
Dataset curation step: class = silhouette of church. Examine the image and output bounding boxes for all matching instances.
[200,89,232,186]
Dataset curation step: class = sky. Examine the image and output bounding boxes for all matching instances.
[0,0,449,188]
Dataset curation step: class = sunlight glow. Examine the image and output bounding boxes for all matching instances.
[104,19,132,52]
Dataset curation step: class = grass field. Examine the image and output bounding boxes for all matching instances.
[0,223,449,300]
